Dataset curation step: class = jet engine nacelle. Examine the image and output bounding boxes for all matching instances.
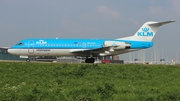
[104,41,130,49]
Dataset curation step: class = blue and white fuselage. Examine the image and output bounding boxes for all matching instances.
[7,20,175,63]
[8,38,153,56]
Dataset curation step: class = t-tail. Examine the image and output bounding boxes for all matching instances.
[117,20,175,41]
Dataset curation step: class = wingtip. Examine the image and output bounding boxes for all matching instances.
[170,20,176,22]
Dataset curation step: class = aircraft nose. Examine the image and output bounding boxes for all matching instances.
[7,49,14,54]
[8,49,19,55]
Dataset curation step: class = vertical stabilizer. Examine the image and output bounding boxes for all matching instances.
[129,20,175,41]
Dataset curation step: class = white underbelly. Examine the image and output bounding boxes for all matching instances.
[20,49,74,56]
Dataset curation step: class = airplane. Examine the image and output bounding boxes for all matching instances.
[7,20,175,63]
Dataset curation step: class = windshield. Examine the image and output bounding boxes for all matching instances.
[16,42,24,46]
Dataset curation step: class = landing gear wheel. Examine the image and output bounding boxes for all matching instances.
[85,58,95,63]
[85,59,88,63]
[90,58,95,63]
[26,58,30,62]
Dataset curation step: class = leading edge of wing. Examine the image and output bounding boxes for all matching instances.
[70,47,111,53]
[70,49,92,53]
[70,48,102,53]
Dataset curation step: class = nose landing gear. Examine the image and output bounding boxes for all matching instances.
[26,58,30,62]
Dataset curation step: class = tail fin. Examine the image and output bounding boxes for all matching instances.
[131,20,175,41]
[118,20,175,41]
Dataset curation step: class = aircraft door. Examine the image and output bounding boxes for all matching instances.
[82,42,86,48]
[28,40,34,54]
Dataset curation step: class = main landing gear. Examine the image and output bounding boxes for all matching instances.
[85,57,95,63]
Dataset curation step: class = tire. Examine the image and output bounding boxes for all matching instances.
[85,58,95,63]
[90,58,95,63]
[26,59,30,62]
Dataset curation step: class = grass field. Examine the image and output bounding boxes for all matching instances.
[0,62,180,101]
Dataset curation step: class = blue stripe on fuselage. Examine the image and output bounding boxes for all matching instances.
[120,40,153,48]
[10,38,153,49]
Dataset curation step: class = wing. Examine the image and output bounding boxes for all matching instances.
[70,46,127,57]
[70,46,110,53]
[70,41,130,56]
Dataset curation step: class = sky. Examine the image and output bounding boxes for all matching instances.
[0,0,180,62]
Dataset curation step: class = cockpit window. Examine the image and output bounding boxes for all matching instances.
[16,42,24,46]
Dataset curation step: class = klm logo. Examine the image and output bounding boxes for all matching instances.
[138,27,153,36]
[36,40,47,44]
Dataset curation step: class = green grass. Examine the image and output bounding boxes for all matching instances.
[0,62,180,101]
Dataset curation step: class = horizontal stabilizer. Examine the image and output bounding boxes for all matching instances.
[148,20,175,26]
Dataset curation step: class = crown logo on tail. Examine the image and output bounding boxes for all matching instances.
[142,27,149,32]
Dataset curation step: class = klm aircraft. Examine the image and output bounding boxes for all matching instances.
[8,20,175,63]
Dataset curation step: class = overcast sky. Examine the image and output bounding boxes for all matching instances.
[0,0,179,62]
